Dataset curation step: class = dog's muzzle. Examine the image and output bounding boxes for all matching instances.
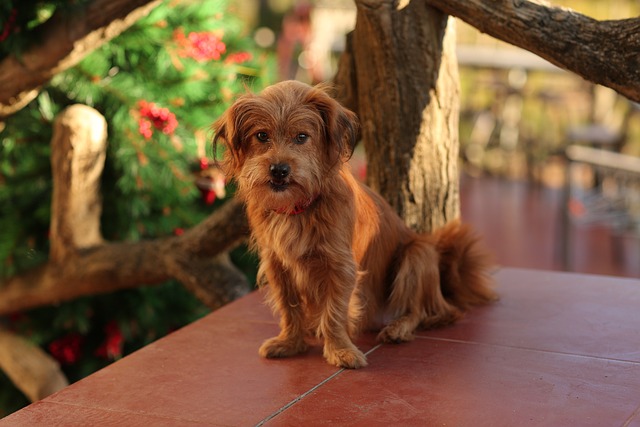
[269,163,291,192]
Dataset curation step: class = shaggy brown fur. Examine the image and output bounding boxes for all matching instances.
[214,80,496,369]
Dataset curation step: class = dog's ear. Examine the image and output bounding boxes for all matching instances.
[307,84,359,163]
[212,95,253,178]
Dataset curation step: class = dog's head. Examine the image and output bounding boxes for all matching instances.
[213,80,358,213]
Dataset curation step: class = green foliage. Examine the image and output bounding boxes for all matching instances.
[0,100,53,277]
[0,0,272,415]
[0,372,29,419]
[0,0,93,59]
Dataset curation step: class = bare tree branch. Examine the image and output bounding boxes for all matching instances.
[0,0,161,118]
[0,328,68,402]
[49,105,107,263]
[0,105,250,316]
[422,0,640,102]
[0,198,249,316]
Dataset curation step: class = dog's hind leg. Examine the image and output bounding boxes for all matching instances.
[378,236,461,343]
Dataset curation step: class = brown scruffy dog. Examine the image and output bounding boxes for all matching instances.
[214,80,496,369]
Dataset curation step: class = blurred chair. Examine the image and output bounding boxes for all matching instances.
[565,86,639,152]
[560,145,640,270]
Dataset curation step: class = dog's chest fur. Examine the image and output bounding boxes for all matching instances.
[247,172,402,324]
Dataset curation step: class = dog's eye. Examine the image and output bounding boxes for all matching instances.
[294,134,309,144]
[256,132,269,143]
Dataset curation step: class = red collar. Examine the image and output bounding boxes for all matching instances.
[274,194,319,216]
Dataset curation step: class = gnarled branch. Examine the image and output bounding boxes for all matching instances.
[0,105,250,316]
[0,199,249,316]
[0,0,161,118]
[422,0,640,102]
[0,328,68,402]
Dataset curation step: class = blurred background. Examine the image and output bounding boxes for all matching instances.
[244,0,640,278]
[0,0,639,416]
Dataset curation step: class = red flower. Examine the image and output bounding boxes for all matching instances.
[138,118,153,139]
[0,9,18,43]
[137,101,178,140]
[200,188,217,205]
[49,333,84,365]
[199,157,209,170]
[225,51,252,64]
[174,29,226,62]
[95,322,124,360]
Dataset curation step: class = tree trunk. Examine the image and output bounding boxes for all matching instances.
[422,0,640,103]
[338,0,460,233]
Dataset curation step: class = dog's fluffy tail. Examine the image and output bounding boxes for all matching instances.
[379,219,496,341]
[432,219,497,310]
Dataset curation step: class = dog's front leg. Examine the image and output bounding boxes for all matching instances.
[259,259,309,359]
[316,259,367,369]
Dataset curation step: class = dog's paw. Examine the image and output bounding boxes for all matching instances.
[324,346,367,369]
[377,321,416,344]
[259,336,308,359]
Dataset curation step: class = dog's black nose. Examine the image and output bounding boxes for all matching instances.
[270,163,291,180]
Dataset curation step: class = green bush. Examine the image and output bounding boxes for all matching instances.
[0,0,272,416]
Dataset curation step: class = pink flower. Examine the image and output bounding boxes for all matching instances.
[137,100,178,139]
[174,29,226,62]
[138,118,153,140]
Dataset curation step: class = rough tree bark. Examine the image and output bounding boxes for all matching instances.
[49,105,107,263]
[337,0,460,233]
[0,0,161,118]
[421,0,640,103]
[0,105,250,316]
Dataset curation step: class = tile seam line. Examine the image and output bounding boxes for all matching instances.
[622,401,640,427]
[254,344,383,427]
[417,335,640,364]
[25,400,232,426]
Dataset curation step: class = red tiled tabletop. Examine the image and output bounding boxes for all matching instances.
[3,268,640,426]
